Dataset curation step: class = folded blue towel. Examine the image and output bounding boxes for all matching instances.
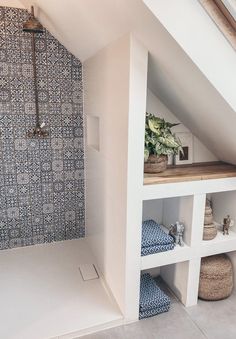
[142,220,174,247]
[139,273,170,319]
[141,220,174,256]
[139,304,170,319]
[141,243,175,256]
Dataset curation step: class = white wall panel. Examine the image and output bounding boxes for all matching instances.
[84,34,148,321]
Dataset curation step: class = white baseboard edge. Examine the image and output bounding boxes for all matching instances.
[58,318,124,339]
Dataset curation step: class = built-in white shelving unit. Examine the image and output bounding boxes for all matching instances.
[85,33,236,327]
[141,173,236,307]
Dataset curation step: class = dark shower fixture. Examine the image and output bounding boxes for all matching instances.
[23,6,44,33]
[23,6,48,138]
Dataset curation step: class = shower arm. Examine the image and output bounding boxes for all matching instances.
[31,31,40,129]
[24,6,48,138]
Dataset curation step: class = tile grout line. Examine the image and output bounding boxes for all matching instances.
[162,281,209,339]
[179,302,209,339]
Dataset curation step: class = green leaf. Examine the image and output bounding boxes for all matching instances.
[165,122,180,128]
[159,135,180,148]
[148,119,159,134]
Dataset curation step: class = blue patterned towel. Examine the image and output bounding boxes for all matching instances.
[139,304,170,319]
[141,243,174,256]
[139,273,170,319]
[141,220,174,256]
[140,273,171,312]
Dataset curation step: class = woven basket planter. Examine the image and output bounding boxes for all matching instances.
[205,206,212,215]
[203,223,217,240]
[144,155,168,173]
[199,254,233,301]
[204,214,213,225]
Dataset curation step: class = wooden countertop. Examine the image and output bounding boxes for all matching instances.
[144,162,236,185]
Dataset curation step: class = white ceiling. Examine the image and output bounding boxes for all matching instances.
[0,0,24,8]
[7,0,236,163]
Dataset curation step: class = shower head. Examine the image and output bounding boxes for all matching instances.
[23,6,44,34]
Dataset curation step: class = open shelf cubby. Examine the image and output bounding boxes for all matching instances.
[211,191,236,235]
[200,191,236,256]
[141,197,193,270]
[142,260,192,307]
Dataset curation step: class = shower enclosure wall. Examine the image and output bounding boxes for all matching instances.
[0,6,85,250]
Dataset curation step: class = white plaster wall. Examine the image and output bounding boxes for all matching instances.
[144,0,236,112]
[0,0,24,7]
[146,89,218,163]
[84,34,148,321]
[84,35,130,316]
[142,199,163,223]
[125,36,148,321]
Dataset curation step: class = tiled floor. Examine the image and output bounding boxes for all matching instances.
[80,282,236,339]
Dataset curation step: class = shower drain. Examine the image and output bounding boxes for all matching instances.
[79,264,99,281]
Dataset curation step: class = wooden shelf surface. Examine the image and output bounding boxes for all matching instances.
[144,162,236,185]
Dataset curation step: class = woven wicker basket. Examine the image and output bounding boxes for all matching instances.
[199,254,233,301]
[204,214,213,225]
[203,223,217,240]
[144,155,168,173]
[205,206,212,215]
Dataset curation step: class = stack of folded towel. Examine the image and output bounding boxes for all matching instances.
[139,273,171,319]
[141,220,175,256]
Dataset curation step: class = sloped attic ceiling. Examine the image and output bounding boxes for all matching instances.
[20,0,236,164]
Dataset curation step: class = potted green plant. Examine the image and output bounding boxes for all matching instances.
[144,113,182,173]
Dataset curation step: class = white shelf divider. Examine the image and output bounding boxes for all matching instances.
[141,244,191,270]
[200,229,236,257]
[141,225,192,270]
[191,193,206,246]
[185,258,201,307]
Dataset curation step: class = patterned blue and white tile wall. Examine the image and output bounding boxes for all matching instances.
[0,6,85,250]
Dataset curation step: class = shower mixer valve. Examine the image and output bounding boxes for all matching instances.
[27,123,49,138]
